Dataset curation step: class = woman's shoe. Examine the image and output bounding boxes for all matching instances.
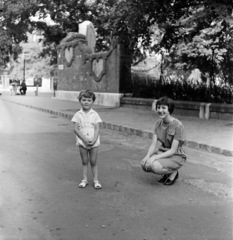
[157,174,169,183]
[164,171,179,185]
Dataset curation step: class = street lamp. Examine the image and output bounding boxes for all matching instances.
[22,53,30,82]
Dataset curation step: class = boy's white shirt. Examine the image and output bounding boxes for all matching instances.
[71,108,102,148]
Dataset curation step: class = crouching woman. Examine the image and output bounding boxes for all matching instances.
[141,96,187,185]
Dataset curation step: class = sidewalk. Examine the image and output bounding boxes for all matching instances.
[1,90,233,156]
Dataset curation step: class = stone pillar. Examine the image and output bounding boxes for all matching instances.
[205,103,211,119]
[199,103,205,119]
[79,21,96,53]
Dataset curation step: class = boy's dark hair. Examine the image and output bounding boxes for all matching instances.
[156,96,175,114]
[78,90,96,101]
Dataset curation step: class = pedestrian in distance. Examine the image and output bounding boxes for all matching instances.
[19,80,27,95]
[141,96,187,185]
[71,90,102,189]
[10,80,18,95]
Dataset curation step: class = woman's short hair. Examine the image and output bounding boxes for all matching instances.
[78,90,96,102]
[156,96,174,114]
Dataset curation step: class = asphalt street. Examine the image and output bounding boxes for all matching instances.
[0,100,233,240]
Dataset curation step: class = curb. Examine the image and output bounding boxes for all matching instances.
[3,99,233,157]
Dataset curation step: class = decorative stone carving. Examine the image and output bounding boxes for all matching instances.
[85,37,118,82]
[60,32,85,43]
[64,47,74,67]
[56,22,132,96]
[91,59,105,82]
[57,33,89,67]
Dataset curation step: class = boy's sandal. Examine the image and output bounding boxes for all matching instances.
[79,180,88,188]
[93,181,102,189]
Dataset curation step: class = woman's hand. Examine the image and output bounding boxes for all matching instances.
[141,156,149,167]
[145,157,155,168]
[141,156,152,172]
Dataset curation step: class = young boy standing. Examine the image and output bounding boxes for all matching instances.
[71,90,102,189]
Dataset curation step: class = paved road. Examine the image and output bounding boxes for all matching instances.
[0,100,233,240]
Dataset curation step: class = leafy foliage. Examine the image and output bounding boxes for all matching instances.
[0,0,232,86]
[31,0,233,84]
[0,0,39,65]
[9,38,52,80]
[159,0,233,84]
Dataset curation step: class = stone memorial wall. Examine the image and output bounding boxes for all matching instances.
[55,21,131,107]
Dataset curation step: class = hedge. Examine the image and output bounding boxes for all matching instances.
[128,74,233,104]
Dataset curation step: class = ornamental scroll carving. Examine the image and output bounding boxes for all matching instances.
[57,33,88,67]
[85,38,118,82]
[64,46,75,67]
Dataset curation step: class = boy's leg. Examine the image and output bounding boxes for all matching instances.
[89,147,98,182]
[79,146,89,181]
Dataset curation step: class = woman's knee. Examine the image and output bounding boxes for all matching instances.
[150,161,163,173]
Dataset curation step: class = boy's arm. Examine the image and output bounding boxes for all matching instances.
[73,122,90,146]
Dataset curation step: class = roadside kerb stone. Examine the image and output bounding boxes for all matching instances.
[2,99,233,157]
[222,149,233,157]
[185,141,199,150]
[199,143,212,152]
[210,146,222,155]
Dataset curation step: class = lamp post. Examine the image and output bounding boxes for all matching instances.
[22,53,30,82]
[208,47,216,102]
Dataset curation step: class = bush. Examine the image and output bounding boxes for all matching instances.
[128,74,233,104]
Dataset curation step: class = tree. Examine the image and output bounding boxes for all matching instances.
[31,0,119,64]
[158,0,233,84]
[1,0,232,86]
[32,0,207,63]
[0,0,40,66]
